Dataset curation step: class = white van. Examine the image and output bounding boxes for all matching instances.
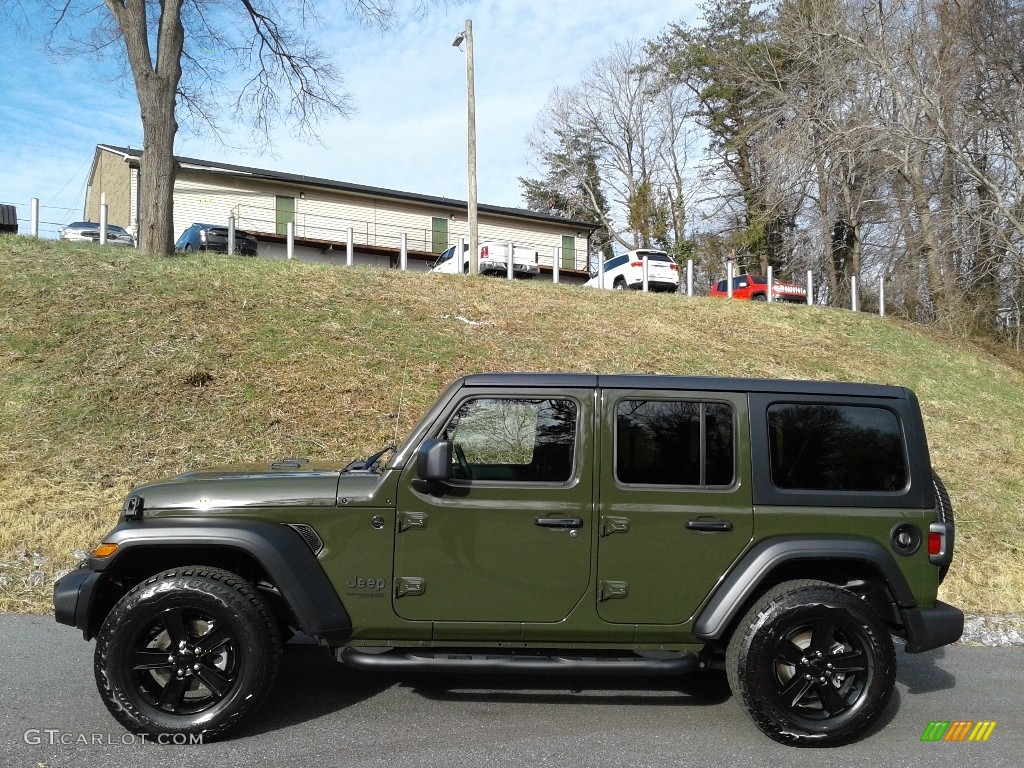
[430,241,540,278]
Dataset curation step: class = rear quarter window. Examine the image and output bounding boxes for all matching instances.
[767,403,907,491]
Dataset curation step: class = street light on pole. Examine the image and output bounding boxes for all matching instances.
[452,20,478,276]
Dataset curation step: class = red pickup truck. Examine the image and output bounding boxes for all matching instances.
[710,274,807,303]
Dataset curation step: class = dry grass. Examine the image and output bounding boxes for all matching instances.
[2,235,1022,614]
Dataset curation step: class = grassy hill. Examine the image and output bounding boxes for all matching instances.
[1,235,1021,615]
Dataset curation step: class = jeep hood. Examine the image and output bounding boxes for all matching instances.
[125,463,388,514]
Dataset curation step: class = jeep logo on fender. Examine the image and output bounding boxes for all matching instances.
[347,576,387,591]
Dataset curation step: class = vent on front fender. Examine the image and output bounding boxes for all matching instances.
[285,523,324,556]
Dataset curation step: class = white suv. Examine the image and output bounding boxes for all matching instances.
[585,249,680,293]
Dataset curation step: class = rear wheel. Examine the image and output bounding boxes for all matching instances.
[613,278,626,291]
[94,566,282,740]
[752,293,767,301]
[726,579,895,746]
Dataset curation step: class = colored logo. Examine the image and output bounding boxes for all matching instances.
[921,721,997,742]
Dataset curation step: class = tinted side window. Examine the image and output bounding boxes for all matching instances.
[767,404,907,491]
[616,400,734,487]
[442,398,577,483]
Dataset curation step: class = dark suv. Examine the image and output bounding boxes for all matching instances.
[175,223,259,256]
[55,374,961,746]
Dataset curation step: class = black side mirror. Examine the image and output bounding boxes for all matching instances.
[416,439,452,482]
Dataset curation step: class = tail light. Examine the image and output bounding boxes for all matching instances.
[630,261,643,268]
[480,245,489,257]
[670,263,678,270]
[928,521,953,566]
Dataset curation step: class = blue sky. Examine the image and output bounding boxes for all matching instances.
[0,1,698,238]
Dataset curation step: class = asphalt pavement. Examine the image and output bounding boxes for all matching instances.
[1,613,1021,768]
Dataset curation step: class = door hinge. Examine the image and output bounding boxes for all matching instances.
[599,580,629,601]
[398,511,427,532]
[600,516,630,536]
[395,576,426,598]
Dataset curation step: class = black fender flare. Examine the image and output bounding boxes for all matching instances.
[693,535,916,641]
[87,519,351,637]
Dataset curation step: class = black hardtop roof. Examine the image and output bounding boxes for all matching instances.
[460,373,909,399]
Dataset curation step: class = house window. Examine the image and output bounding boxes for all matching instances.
[275,195,295,236]
[432,217,449,254]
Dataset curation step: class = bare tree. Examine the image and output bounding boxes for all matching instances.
[8,1,435,255]
[523,40,698,257]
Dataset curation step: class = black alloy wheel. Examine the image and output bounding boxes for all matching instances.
[726,579,895,746]
[94,566,281,739]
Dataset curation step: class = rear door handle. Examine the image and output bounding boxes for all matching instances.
[685,519,733,532]
[535,517,584,529]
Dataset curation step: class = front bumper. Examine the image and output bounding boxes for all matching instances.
[900,600,964,653]
[53,566,102,640]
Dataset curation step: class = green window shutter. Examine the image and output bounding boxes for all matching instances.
[561,235,575,269]
[432,217,449,253]
[275,195,295,236]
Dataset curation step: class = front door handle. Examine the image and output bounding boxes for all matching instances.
[535,517,584,529]
[685,519,733,532]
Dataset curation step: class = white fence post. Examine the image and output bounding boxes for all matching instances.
[879,279,885,317]
[851,275,859,312]
[506,241,514,280]
[286,221,294,260]
[598,253,605,288]
[457,237,466,274]
[686,259,693,297]
[767,266,774,303]
[99,200,108,245]
[642,253,650,292]
[553,247,560,284]
[227,215,236,255]
[727,260,734,298]
[346,227,354,266]
[30,198,39,238]
[400,233,408,271]
[806,270,814,305]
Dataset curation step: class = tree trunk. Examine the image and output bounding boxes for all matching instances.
[105,0,185,255]
[138,91,179,255]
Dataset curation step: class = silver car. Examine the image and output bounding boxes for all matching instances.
[58,221,135,247]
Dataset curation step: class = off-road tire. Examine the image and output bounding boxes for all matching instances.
[94,566,282,740]
[0,204,18,234]
[726,579,895,747]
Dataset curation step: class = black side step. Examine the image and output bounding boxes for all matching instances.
[337,648,699,676]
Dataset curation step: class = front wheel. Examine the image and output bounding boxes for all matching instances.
[613,278,626,291]
[726,579,895,746]
[94,566,282,740]
[752,293,767,302]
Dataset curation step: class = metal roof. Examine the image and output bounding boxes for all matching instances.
[96,144,601,231]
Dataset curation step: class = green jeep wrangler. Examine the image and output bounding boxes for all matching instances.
[54,374,962,746]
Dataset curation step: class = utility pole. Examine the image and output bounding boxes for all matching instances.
[454,20,479,276]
